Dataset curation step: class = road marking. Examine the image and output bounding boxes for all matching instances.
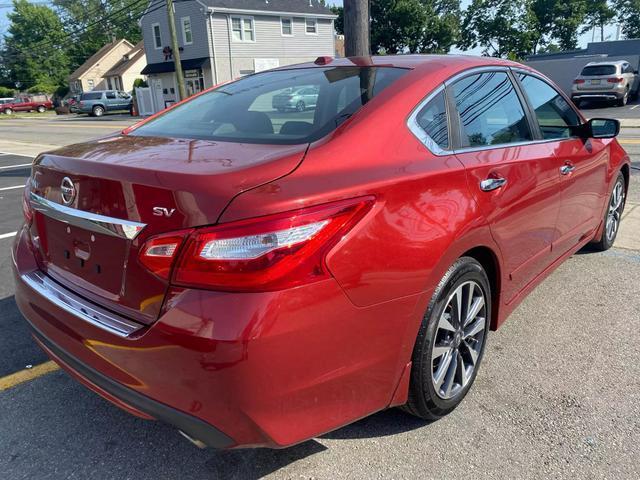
[0,361,60,391]
[0,185,25,191]
[0,231,17,240]
[1,122,133,130]
[618,139,640,144]
[0,163,31,170]
[0,152,34,158]
[630,105,639,110]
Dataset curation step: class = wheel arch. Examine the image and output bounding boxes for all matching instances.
[461,246,501,331]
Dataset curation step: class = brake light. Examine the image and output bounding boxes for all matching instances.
[22,183,33,225]
[574,79,585,84]
[173,197,374,291]
[139,232,190,280]
[608,77,624,83]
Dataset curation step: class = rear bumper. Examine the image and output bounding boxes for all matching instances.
[571,92,624,101]
[12,226,417,448]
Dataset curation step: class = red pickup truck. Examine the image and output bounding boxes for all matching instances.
[2,95,53,114]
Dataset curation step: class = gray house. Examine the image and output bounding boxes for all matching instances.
[140,0,337,108]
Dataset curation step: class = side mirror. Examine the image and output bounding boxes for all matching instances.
[584,118,620,139]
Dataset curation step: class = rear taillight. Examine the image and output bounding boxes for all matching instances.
[574,79,585,84]
[22,183,33,225]
[139,232,191,280]
[608,77,624,83]
[172,197,374,292]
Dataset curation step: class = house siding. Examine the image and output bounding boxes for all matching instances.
[70,41,134,92]
[141,0,210,65]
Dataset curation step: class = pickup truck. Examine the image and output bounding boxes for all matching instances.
[1,96,53,114]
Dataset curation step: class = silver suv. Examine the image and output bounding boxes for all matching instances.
[571,60,638,107]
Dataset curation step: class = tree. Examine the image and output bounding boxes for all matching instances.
[548,0,587,50]
[1,0,70,90]
[614,0,640,39]
[331,5,344,35]
[459,0,536,59]
[52,0,147,72]
[582,0,615,42]
[370,0,460,54]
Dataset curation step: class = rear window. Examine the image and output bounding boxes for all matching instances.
[81,92,103,100]
[131,66,409,144]
[581,65,616,76]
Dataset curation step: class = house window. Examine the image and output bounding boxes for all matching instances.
[181,16,193,45]
[152,23,162,49]
[107,78,113,90]
[281,17,293,36]
[305,18,317,34]
[231,16,255,42]
[87,79,95,90]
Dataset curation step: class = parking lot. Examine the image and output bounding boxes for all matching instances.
[1,106,640,479]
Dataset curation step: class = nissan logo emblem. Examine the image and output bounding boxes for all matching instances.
[60,177,76,205]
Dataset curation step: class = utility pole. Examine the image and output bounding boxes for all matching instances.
[343,0,370,57]
[166,0,186,100]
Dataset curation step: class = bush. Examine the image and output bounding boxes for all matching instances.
[132,78,148,89]
[27,83,58,95]
[0,86,15,97]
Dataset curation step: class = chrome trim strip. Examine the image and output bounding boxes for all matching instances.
[21,270,143,337]
[407,85,450,156]
[30,193,146,240]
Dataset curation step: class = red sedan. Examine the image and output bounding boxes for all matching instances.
[13,55,629,449]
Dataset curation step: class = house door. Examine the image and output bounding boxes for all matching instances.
[151,78,164,113]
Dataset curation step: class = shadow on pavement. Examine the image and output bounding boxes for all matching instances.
[322,407,430,440]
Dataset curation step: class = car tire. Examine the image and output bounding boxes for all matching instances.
[276,107,285,113]
[4,108,13,115]
[36,105,46,113]
[296,101,305,112]
[572,99,582,108]
[617,89,629,106]
[92,105,105,117]
[591,172,625,251]
[401,256,490,420]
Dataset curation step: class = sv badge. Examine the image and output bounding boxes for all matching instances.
[153,207,176,218]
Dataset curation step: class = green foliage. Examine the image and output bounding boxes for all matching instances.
[52,0,147,73]
[582,0,615,41]
[1,0,70,90]
[614,0,640,39]
[0,86,16,97]
[133,78,148,88]
[459,0,537,58]
[331,6,344,35]
[370,0,460,54]
[27,82,58,94]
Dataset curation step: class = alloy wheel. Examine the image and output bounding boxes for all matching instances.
[606,179,625,243]
[431,280,487,400]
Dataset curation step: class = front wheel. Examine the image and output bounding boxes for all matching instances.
[296,100,305,112]
[591,172,625,251]
[402,257,490,420]
[4,108,13,115]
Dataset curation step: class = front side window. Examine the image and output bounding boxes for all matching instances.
[181,17,193,45]
[281,17,293,36]
[415,90,449,150]
[306,18,317,34]
[131,66,408,145]
[518,74,580,140]
[232,16,254,41]
[152,23,162,49]
[452,71,532,148]
[106,91,116,99]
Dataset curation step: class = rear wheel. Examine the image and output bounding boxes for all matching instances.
[4,108,13,115]
[36,105,46,113]
[591,172,625,251]
[617,89,629,106]
[92,105,105,117]
[402,257,490,420]
[296,100,305,112]
[572,98,582,108]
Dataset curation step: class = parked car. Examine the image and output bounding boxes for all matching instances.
[571,60,639,107]
[272,85,319,112]
[65,94,81,113]
[77,90,132,116]
[0,97,15,105]
[13,56,629,449]
[1,95,53,114]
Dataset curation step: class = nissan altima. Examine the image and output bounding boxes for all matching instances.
[13,55,629,449]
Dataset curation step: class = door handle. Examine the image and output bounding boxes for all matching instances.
[480,177,507,192]
[560,162,575,175]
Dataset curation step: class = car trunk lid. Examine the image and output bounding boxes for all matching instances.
[28,134,307,324]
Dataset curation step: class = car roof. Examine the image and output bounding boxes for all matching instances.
[584,60,627,67]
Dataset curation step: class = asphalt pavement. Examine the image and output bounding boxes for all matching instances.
[0,109,639,479]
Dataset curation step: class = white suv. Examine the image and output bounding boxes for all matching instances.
[571,60,638,107]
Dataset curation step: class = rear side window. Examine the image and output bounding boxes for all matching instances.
[518,74,580,140]
[581,65,616,76]
[106,91,116,99]
[415,90,449,149]
[131,66,408,144]
[451,71,532,147]
[81,92,102,100]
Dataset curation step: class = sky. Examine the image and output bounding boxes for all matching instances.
[0,0,620,55]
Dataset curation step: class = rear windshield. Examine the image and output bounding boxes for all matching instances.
[131,66,409,144]
[581,65,616,76]
[81,92,103,100]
